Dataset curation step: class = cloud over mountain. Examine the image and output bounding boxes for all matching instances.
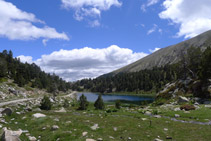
[159,0,211,38]
[18,45,148,81]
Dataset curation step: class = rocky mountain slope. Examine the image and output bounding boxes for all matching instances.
[113,30,211,74]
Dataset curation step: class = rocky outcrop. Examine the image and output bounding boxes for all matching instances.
[1,128,22,141]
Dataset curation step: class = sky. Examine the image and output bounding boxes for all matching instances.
[1,0,211,81]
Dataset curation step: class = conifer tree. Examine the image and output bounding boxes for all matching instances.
[94,94,105,110]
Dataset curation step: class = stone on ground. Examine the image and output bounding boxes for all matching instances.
[178,96,189,103]
[90,124,99,130]
[33,113,46,118]
[1,128,22,141]
[51,125,59,130]
[55,107,66,113]
[1,108,12,116]
[82,132,88,136]
[28,136,36,141]
[86,139,96,141]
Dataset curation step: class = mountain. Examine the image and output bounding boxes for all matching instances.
[113,30,211,74]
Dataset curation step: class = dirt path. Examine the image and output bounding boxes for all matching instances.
[0,91,78,107]
[0,98,35,107]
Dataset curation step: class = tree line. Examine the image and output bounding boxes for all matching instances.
[0,50,70,93]
[71,47,211,95]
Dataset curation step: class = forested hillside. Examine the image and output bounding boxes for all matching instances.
[71,47,211,97]
[0,50,70,93]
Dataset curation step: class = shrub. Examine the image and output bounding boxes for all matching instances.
[78,94,89,110]
[63,99,69,108]
[180,104,195,111]
[115,100,121,109]
[94,94,105,110]
[40,96,52,110]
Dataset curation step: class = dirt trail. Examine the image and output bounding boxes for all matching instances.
[0,91,77,107]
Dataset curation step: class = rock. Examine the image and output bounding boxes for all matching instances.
[109,136,114,139]
[8,87,18,95]
[1,128,22,141]
[33,113,46,118]
[175,114,180,118]
[154,138,163,141]
[28,136,37,141]
[97,138,103,141]
[141,118,147,121]
[164,128,168,131]
[86,139,96,141]
[90,124,99,130]
[1,108,12,116]
[174,107,180,111]
[166,136,172,140]
[144,111,152,116]
[154,115,161,118]
[55,107,66,113]
[51,125,59,130]
[82,132,88,136]
[113,127,117,131]
[33,108,41,112]
[178,96,189,103]
[205,105,211,108]
[16,112,21,115]
[194,105,200,109]
[128,137,132,140]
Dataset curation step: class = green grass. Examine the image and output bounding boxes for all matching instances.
[157,105,211,122]
[2,104,211,141]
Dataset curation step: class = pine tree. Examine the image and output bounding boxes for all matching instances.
[94,94,105,110]
[40,96,52,110]
[78,94,89,110]
[115,100,121,109]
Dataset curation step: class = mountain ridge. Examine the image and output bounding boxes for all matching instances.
[112,30,211,74]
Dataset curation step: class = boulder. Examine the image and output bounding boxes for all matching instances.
[28,136,36,141]
[51,125,59,131]
[144,111,152,116]
[174,107,180,111]
[175,114,180,118]
[154,138,163,141]
[154,115,161,118]
[178,96,189,103]
[82,132,88,136]
[1,108,12,116]
[86,139,96,141]
[55,107,66,113]
[90,124,99,130]
[8,88,18,95]
[33,113,46,118]
[205,105,211,108]
[1,128,22,141]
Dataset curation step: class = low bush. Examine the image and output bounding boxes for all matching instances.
[40,96,52,110]
[180,104,195,111]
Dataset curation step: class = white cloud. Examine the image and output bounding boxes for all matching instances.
[147,24,158,35]
[141,0,160,12]
[149,47,160,53]
[159,0,211,38]
[147,24,162,35]
[30,45,148,81]
[88,20,100,27]
[17,55,33,64]
[0,0,69,42]
[61,0,122,26]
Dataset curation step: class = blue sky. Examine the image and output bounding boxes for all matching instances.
[1,0,211,81]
